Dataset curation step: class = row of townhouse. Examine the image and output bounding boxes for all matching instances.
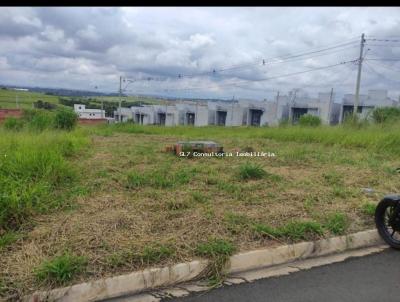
[74,89,399,126]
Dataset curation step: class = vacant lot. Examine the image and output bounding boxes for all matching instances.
[1,124,399,299]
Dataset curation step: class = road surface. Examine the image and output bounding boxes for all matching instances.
[164,249,400,302]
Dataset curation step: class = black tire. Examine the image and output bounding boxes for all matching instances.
[375,199,400,250]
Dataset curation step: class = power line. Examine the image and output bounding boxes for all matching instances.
[166,58,358,92]
[364,61,400,85]
[177,40,359,79]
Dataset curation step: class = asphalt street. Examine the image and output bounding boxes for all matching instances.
[163,249,400,302]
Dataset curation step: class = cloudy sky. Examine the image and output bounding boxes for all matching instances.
[1,7,400,100]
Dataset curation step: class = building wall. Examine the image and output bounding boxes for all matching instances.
[0,109,23,122]
[74,103,105,119]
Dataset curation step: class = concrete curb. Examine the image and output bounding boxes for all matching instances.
[24,229,383,302]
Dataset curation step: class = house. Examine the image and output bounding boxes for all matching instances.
[339,90,399,123]
[207,100,243,126]
[74,104,105,119]
[175,101,209,126]
[114,107,133,123]
[151,104,179,126]
[237,99,278,126]
[276,92,340,125]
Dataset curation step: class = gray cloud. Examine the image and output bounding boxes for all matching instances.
[0,7,400,100]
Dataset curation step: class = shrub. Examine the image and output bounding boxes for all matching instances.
[324,212,348,235]
[22,109,54,131]
[298,114,321,127]
[34,252,87,285]
[54,109,78,131]
[3,117,24,131]
[372,107,400,124]
[238,162,266,180]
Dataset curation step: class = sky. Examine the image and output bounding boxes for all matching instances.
[1,7,400,101]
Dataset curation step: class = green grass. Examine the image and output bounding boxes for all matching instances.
[93,122,400,155]
[253,220,324,241]
[34,252,87,285]
[324,212,348,235]
[126,166,194,189]
[361,202,377,216]
[0,128,88,231]
[107,244,175,268]
[0,232,20,250]
[0,89,61,109]
[224,212,250,234]
[141,244,175,264]
[195,238,236,285]
[238,162,267,180]
[191,191,208,203]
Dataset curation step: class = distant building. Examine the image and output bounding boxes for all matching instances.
[339,90,399,123]
[113,107,133,122]
[175,101,209,126]
[74,104,105,119]
[276,92,340,125]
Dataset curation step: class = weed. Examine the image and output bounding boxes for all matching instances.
[141,244,175,265]
[3,117,24,131]
[0,130,87,230]
[278,220,324,241]
[238,162,266,180]
[325,212,348,235]
[191,191,207,204]
[34,252,87,285]
[323,171,343,186]
[126,171,148,188]
[361,202,376,216]
[54,109,78,131]
[224,212,250,234]
[0,232,20,250]
[299,114,321,127]
[252,223,282,239]
[331,185,348,198]
[195,238,236,285]
[166,199,191,211]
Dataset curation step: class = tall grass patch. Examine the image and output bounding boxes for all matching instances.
[34,252,87,285]
[0,129,88,231]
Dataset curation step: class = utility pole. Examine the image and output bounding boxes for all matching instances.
[354,33,366,116]
[328,88,334,125]
[275,91,280,124]
[119,76,122,123]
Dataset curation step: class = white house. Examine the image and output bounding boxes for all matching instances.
[74,104,105,119]
[237,99,278,126]
[275,92,340,125]
[207,101,243,126]
[339,90,399,123]
[175,101,209,126]
[113,107,133,122]
[151,104,179,126]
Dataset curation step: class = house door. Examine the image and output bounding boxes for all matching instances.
[292,108,308,124]
[216,111,227,126]
[186,112,195,125]
[158,113,166,125]
[250,109,263,126]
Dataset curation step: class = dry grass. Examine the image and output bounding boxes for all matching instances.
[1,131,400,298]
